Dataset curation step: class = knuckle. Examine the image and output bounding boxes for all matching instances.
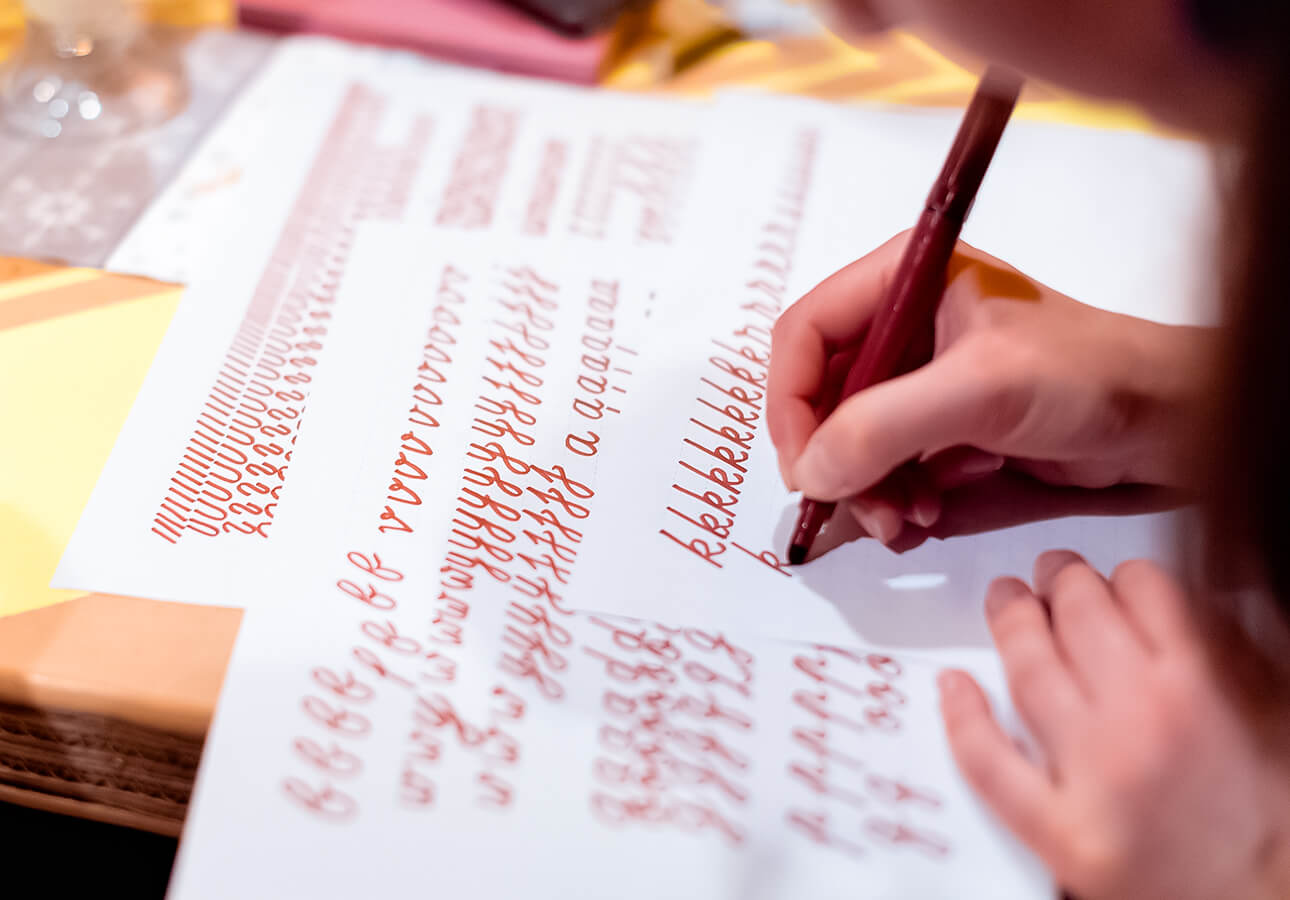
[1006,649,1055,704]
[1012,665,1053,713]
[1111,559,1180,614]
[959,337,1037,432]
[1115,714,1169,775]
[994,612,1044,662]
[1106,688,1195,785]
[973,296,1017,330]
[992,604,1032,646]
[941,273,1010,330]
[988,584,1037,635]
[939,270,984,312]
[1050,593,1087,634]
[1058,823,1124,891]
[1151,658,1201,721]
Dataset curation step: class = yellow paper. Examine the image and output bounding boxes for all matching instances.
[0,271,178,617]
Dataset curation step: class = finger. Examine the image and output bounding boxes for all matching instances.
[1108,559,1196,656]
[848,464,940,543]
[781,345,862,489]
[846,459,957,539]
[1033,551,1147,698]
[938,670,1063,861]
[901,465,942,529]
[922,446,1006,490]
[791,340,1009,501]
[847,495,904,545]
[851,456,985,536]
[767,233,912,480]
[1032,549,1093,601]
[986,576,1086,757]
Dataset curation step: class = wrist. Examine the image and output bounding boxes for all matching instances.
[1115,319,1219,489]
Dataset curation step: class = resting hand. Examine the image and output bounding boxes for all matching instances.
[940,553,1290,900]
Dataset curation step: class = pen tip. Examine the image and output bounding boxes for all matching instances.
[787,543,808,566]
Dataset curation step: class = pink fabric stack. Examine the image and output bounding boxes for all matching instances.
[239,0,615,84]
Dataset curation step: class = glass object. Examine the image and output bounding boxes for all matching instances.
[1,0,187,139]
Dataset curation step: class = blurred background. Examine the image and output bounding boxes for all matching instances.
[0,0,1128,269]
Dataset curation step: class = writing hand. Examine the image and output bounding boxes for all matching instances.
[767,231,1213,545]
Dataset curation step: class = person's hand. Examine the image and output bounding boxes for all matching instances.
[767,232,1214,545]
[939,552,1290,900]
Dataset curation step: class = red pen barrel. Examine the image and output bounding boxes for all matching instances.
[785,67,1021,564]
[842,210,960,396]
[786,219,957,565]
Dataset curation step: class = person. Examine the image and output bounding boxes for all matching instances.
[766,1,1290,897]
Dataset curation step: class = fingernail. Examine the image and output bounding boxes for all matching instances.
[873,505,903,544]
[959,453,1005,477]
[851,499,901,545]
[793,441,839,498]
[908,493,940,529]
[849,500,881,537]
[984,580,1019,618]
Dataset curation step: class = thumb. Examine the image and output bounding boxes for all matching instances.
[791,343,1012,500]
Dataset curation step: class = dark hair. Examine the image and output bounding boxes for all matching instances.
[1199,4,1290,724]
[1187,0,1279,50]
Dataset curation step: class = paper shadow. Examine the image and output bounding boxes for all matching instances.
[807,469,1184,559]
[774,471,1184,651]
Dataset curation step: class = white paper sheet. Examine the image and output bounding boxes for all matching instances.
[572,94,1212,649]
[56,38,735,604]
[165,226,1050,900]
[58,41,1214,643]
[106,38,709,286]
[173,589,1048,899]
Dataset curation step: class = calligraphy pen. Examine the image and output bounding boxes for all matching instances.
[787,66,1024,565]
